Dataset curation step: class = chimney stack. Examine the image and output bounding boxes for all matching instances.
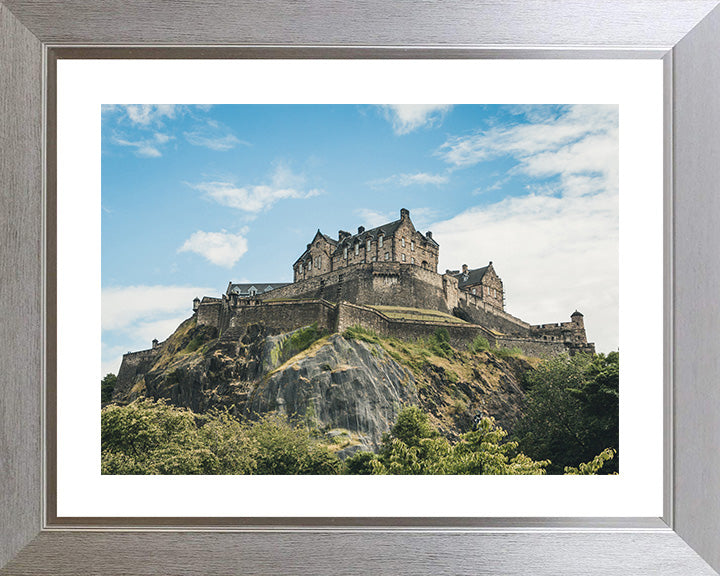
[400,208,410,220]
[426,231,433,240]
[358,226,365,234]
[462,264,468,274]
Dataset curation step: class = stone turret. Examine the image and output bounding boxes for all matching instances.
[571,310,585,329]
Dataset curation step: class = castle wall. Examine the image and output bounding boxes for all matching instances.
[335,301,497,349]
[531,320,588,345]
[225,300,338,337]
[494,335,568,358]
[262,262,452,313]
[197,300,222,328]
[455,291,531,336]
[113,347,159,400]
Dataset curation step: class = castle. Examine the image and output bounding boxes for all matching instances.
[182,208,594,357]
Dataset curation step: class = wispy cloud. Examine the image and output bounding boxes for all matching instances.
[369,172,448,189]
[189,163,322,214]
[184,119,246,151]
[380,105,452,135]
[431,105,619,351]
[355,209,392,228]
[438,105,617,176]
[112,132,173,158]
[178,229,249,268]
[122,104,180,127]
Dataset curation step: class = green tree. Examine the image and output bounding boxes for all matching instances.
[345,406,548,475]
[100,373,117,404]
[515,352,619,474]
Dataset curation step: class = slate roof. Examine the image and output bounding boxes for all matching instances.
[294,212,438,264]
[227,283,290,296]
[453,266,489,289]
[331,219,404,255]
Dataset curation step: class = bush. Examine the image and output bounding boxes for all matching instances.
[428,328,452,358]
[101,373,117,404]
[469,336,490,353]
[101,399,342,475]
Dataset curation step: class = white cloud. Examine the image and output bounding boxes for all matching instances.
[190,163,322,214]
[101,284,216,378]
[438,105,617,172]
[431,105,619,352]
[381,105,452,135]
[178,229,249,268]
[123,104,179,126]
[102,284,214,332]
[433,188,618,353]
[112,132,173,158]
[370,172,448,188]
[184,119,246,151]
[355,209,392,228]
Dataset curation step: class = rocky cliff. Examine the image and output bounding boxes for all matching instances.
[113,317,536,451]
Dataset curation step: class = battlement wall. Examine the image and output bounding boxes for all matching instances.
[227,299,338,336]
[335,301,498,349]
[113,347,159,400]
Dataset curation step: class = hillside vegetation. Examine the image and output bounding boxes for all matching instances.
[105,320,618,474]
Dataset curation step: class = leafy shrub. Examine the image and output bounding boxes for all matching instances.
[493,346,522,358]
[428,328,452,358]
[469,335,490,353]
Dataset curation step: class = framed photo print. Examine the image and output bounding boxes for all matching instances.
[2,2,720,574]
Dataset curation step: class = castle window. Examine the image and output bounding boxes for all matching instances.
[411,240,415,251]
[316,256,321,268]
[401,237,405,248]
[411,257,415,264]
[472,288,476,295]
[299,264,303,273]
[372,255,377,262]
[308,259,312,270]
[378,235,384,248]
[354,243,359,256]
[384,252,390,261]
[401,253,406,262]
[343,246,348,259]
[367,239,371,251]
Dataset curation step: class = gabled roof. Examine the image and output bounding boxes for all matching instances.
[453,266,489,288]
[332,218,404,253]
[227,283,290,296]
[312,229,337,246]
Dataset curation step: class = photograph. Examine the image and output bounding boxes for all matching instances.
[100,103,619,476]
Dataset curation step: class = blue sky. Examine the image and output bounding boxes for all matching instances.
[101,104,619,376]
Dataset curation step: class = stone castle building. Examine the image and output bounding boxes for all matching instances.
[121,209,594,380]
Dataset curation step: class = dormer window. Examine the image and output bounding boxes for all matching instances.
[354,243,359,256]
[308,259,312,270]
[378,235,384,248]
[299,264,303,274]
[343,246,348,259]
[366,239,371,251]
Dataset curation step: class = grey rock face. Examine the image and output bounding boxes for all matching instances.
[246,334,418,449]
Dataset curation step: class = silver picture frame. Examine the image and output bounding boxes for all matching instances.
[2,1,720,574]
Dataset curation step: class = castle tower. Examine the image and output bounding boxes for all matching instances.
[193,297,200,312]
[571,310,584,329]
